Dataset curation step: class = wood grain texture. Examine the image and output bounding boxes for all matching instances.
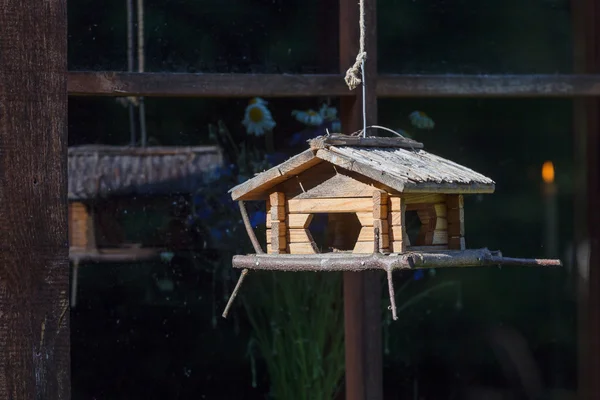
[292,172,376,199]
[230,150,320,200]
[0,0,70,398]
[67,72,600,98]
[340,0,382,398]
[287,198,372,214]
[68,145,223,200]
[68,71,353,98]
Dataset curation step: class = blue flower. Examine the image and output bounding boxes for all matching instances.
[249,210,266,228]
[413,269,425,281]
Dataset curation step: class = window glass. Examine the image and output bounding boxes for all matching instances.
[378,0,573,73]
[68,0,338,73]
[69,96,343,399]
[379,98,577,398]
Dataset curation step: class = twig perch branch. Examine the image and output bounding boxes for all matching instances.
[232,248,561,320]
[222,201,264,319]
[231,248,561,272]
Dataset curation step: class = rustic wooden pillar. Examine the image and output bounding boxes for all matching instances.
[389,197,407,252]
[269,192,287,254]
[0,0,70,398]
[572,0,600,396]
[340,0,382,398]
[447,195,465,250]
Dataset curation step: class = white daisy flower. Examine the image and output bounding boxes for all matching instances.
[242,97,276,136]
[319,104,338,121]
[409,111,435,130]
[292,109,324,127]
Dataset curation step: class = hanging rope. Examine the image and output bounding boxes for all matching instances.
[344,0,366,90]
[344,0,368,138]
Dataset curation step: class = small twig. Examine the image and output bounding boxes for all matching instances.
[222,269,249,319]
[238,200,264,254]
[222,200,265,318]
[386,268,397,321]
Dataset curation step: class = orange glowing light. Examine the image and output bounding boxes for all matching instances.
[542,161,555,183]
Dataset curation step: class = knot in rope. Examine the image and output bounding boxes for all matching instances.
[344,52,367,90]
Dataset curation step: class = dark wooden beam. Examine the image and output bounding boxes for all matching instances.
[68,71,600,98]
[572,0,600,397]
[339,0,382,399]
[67,71,352,98]
[377,74,600,97]
[0,0,70,398]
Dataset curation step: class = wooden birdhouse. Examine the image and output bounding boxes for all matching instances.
[222,134,562,320]
[68,145,224,263]
[230,135,493,255]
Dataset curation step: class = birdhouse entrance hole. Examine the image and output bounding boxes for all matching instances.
[307,213,362,253]
[404,210,421,246]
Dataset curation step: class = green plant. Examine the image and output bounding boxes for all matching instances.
[243,272,345,400]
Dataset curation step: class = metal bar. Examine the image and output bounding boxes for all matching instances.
[68,72,600,98]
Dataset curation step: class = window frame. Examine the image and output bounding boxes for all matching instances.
[65,1,600,399]
[1,0,595,399]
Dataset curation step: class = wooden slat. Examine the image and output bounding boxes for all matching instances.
[288,229,313,243]
[353,241,376,254]
[448,236,466,250]
[390,194,446,211]
[309,134,424,149]
[68,71,352,97]
[286,213,314,229]
[271,221,287,254]
[372,191,388,219]
[377,74,600,98]
[356,212,374,226]
[287,198,372,213]
[68,72,600,98]
[447,194,465,249]
[231,150,321,201]
[431,230,449,245]
[292,172,376,199]
[0,0,70,397]
[289,242,319,254]
[356,227,389,246]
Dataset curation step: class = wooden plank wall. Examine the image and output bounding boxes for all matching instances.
[0,0,70,397]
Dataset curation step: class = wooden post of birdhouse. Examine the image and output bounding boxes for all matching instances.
[68,201,97,251]
[389,196,407,253]
[447,195,465,250]
[267,192,288,254]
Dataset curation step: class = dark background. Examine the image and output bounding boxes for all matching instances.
[68,0,577,399]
